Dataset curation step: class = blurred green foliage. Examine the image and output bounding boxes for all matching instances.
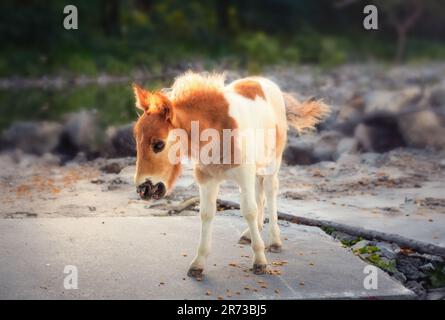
[0,84,135,129]
[0,0,444,77]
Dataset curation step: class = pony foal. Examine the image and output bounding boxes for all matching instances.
[132,72,329,277]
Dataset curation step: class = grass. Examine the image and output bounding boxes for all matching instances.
[366,254,397,273]
[427,263,445,289]
[355,245,380,255]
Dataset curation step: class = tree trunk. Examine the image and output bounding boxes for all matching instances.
[395,26,407,64]
[101,0,120,36]
[216,0,230,32]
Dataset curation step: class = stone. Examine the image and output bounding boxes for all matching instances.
[336,153,361,167]
[391,270,407,283]
[351,240,369,251]
[334,137,357,161]
[429,83,445,108]
[313,131,344,162]
[397,110,445,150]
[337,93,365,123]
[1,121,63,155]
[404,281,426,298]
[354,117,405,153]
[375,242,399,260]
[363,87,422,115]
[60,110,106,158]
[100,162,124,174]
[283,142,316,166]
[361,152,380,167]
[426,288,445,300]
[331,231,357,244]
[396,255,426,281]
[107,123,136,157]
[419,263,435,272]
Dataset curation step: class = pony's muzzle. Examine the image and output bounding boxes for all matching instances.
[136,180,166,200]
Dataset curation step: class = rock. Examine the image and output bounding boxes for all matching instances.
[107,123,136,157]
[72,152,88,164]
[429,83,445,108]
[419,263,435,272]
[58,110,106,158]
[391,270,407,283]
[41,152,61,166]
[426,288,445,300]
[1,121,63,155]
[421,254,444,264]
[354,116,405,153]
[331,231,357,244]
[336,153,361,167]
[313,131,343,162]
[397,110,445,150]
[107,177,127,190]
[396,255,426,281]
[375,242,399,260]
[351,240,369,251]
[405,280,426,298]
[337,93,365,123]
[100,162,124,174]
[283,135,317,165]
[363,87,422,115]
[361,152,380,167]
[334,137,358,160]
[283,145,315,165]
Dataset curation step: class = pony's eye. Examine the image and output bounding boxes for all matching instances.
[152,140,165,153]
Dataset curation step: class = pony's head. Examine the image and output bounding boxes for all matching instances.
[132,84,181,200]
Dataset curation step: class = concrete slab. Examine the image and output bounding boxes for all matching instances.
[0,215,414,299]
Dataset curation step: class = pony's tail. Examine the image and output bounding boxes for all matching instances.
[283,92,331,134]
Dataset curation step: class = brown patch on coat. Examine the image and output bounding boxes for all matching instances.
[233,80,265,100]
[172,87,239,172]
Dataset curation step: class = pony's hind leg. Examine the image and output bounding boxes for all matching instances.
[264,173,282,252]
[239,176,265,244]
[238,169,268,274]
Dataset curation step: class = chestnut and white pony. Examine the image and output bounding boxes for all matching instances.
[132,72,329,277]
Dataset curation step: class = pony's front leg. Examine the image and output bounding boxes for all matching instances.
[187,179,219,278]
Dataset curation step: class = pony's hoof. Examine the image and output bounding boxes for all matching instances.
[238,236,251,245]
[252,264,268,275]
[268,244,282,253]
[187,267,204,279]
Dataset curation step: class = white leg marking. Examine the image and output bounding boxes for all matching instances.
[264,174,282,252]
[239,176,264,242]
[238,167,267,273]
[188,179,219,277]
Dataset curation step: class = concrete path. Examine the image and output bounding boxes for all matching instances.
[0,215,414,299]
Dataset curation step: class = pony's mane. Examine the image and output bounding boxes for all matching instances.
[169,71,226,102]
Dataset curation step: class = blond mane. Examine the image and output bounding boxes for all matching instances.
[169,71,226,102]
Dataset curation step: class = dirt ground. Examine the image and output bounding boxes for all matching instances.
[1,148,443,222]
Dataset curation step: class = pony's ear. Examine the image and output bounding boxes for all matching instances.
[152,92,173,121]
[132,83,150,111]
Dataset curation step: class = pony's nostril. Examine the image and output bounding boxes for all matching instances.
[137,179,153,199]
[152,182,166,200]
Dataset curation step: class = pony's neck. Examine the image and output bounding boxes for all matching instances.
[169,88,236,164]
